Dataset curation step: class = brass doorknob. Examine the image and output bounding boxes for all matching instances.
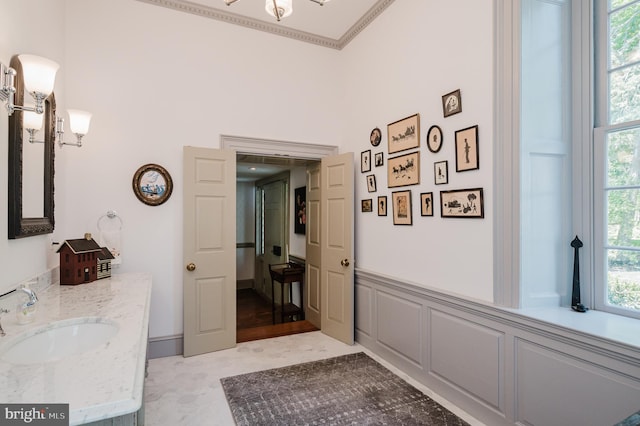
[340,259,350,267]
[186,262,196,272]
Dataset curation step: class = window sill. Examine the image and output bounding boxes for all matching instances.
[505,306,640,350]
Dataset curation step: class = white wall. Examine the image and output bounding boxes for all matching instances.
[0,0,66,292]
[2,0,496,339]
[236,181,255,281]
[341,0,494,302]
[61,0,344,338]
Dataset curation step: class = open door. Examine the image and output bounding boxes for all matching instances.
[305,163,322,328]
[183,147,236,357]
[320,152,354,345]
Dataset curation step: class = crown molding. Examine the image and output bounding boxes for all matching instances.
[135,0,394,50]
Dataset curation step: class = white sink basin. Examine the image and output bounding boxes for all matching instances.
[0,318,119,365]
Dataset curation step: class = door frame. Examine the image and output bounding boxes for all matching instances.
[221,134,338,159]
[223,134,338,332]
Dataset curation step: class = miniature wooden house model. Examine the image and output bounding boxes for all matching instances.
[97,247,115,280]
[57,233,104,285]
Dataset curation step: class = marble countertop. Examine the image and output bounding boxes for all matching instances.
[0,272,152,425]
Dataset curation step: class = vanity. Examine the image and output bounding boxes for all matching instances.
[0,272,152,426]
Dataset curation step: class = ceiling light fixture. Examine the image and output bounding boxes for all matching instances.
[223,0,331,22]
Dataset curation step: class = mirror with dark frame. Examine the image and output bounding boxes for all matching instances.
[8,55,55,239]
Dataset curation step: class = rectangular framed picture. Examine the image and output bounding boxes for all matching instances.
[434,160,448,185]
[392,190,413,225]
[387,151,420,188]
[366,174,377,193]
[378,196,387,216]
[361,150,371,173]
[442,89,462,117]
[294,186,306,234]
[361,199,373,213]
[387,113,420,154]
[455,125,479,172]
[440,188,484,218]
[375,152,384,167]
[420,192,434,216]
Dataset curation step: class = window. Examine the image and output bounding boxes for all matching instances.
[594,0,640,318]
[495,0,640,319]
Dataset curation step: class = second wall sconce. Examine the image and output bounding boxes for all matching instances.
[24,109,92,147]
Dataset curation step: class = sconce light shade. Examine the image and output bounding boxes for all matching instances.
[265,0,293,20]
[67,109,92,135]
[23,110,44,131]
[17,54,59,97]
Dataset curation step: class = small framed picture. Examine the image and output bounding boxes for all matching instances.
[392,190,413,225]
[442,89,462,117]
[361,150,371,173]
[361,199,373,212]
[375,152,384,167]
[420,192,434,216]
[434,160,448,185]
[388,151,420,188]
[366,174,377,193]
[455,125,479,172]
[426,125,443,153]
[387,113,420,154]
[440,188,484,218]
[370,127,382,147]
[378,196,387,216]
[132,163,173,206]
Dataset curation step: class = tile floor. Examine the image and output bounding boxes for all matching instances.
[144,331,485,425]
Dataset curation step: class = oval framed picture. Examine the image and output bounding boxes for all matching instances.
[132,163,173,206]
[370,127,382,147]
[426,125,443,153]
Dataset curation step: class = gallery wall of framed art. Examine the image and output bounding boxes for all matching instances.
[359,88,484,225]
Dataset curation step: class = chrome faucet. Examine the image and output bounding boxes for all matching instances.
[0,308,8,337]
[20,286,38,310]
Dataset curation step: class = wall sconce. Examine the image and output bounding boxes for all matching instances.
[24,109,92,147]
[0,54,59,116]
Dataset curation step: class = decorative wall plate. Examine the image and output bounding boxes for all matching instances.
[132,163,173,206]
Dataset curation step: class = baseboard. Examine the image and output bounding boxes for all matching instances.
[148,334,183,358]
[237,279,254,290]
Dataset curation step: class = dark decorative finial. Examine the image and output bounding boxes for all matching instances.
[571,236,588,313]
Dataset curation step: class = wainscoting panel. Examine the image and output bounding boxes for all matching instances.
[515,338,640,426]
[355,284,373,337]
[376,290,422,366]
[355,269,640,426]
[430,309,504,412]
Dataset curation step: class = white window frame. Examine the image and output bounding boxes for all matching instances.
[496,0,640,320]
[592,0,640,319]
[494,0,592,309]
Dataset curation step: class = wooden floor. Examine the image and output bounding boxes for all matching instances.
[236,288,318,343]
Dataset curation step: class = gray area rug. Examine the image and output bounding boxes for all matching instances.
[220,352,469,425]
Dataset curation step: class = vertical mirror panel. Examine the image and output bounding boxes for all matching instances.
[7,55,55,239]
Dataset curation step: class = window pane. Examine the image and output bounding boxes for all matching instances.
[607,249,640,311]
[609,63,640,124]
[609,2,640,69]
[610,0,636,10]
[606,127,640,186]
[607,189,640,247]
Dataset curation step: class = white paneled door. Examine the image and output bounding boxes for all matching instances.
[183,147,236,357]
[320,152,354,345]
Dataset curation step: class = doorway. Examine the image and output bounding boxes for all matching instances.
[183,143,354,356]
[235,154,320,342]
